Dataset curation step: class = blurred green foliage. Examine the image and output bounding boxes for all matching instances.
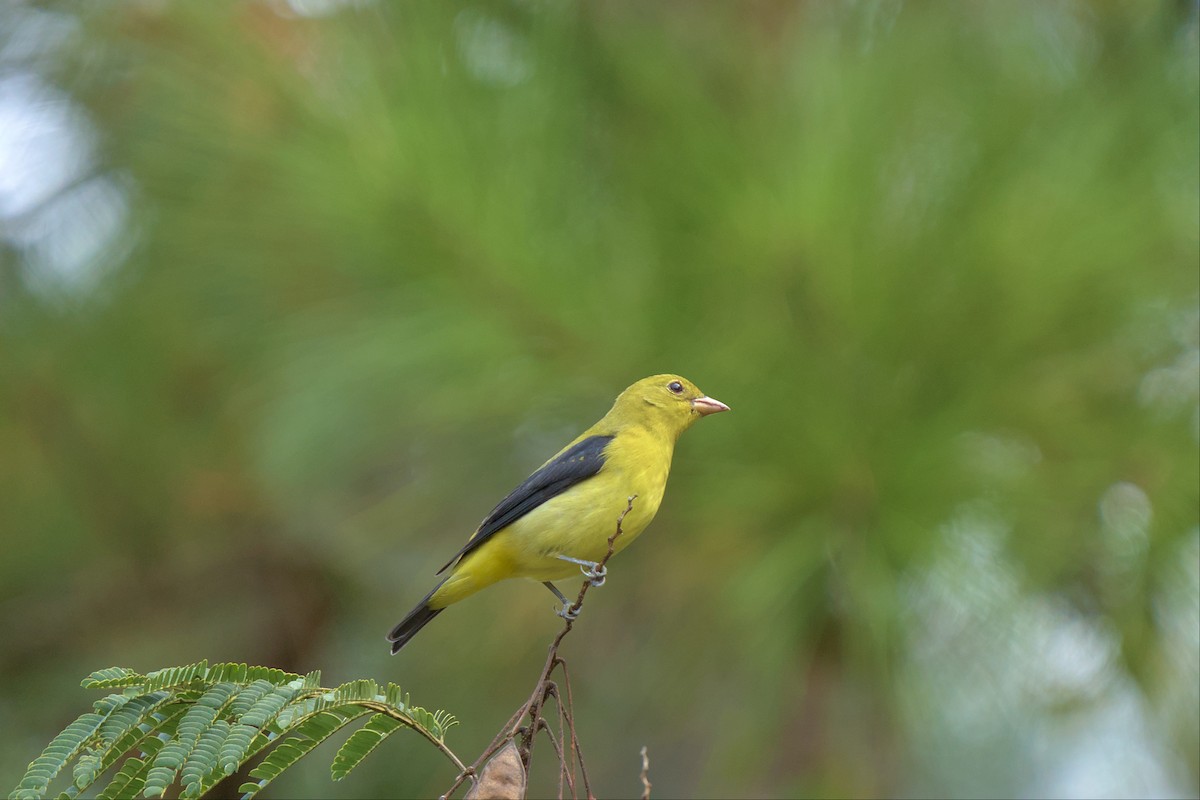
[1,1,1197,797]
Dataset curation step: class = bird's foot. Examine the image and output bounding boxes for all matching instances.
[555,554,607,587]
[556,602,581,621]
[584,564,606,587]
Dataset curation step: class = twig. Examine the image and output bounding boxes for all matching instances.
[558,658,590,794]
[639,745,652,800]
[556,688,570,799]
[441,495,638,800]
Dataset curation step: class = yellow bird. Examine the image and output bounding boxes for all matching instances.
[387,374,729,653]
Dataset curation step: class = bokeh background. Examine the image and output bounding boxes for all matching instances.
[2,1,1198,798]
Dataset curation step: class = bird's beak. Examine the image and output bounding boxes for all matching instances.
[691,396,730,416]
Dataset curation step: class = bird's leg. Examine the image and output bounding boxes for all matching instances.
[554,554,607,587]
[543,581,579,620]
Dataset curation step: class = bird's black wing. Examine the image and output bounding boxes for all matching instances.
[436,434,614,574]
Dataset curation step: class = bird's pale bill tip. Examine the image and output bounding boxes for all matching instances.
[692,396,730,415]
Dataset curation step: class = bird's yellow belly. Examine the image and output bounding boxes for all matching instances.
[500,468,665,580]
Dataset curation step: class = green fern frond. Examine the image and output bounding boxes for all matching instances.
[96,756,150,800]
[332,678,380,705]
[79,696,189,796]
[218,683,300,776]
[223,679,276,720]
[208,663,248,685]
[14,710,107,799]
[143,661,211,694]
[237,709,371,799]
[272,678,382,730]
[95,692,169,743]
[82,667,148,690]
[432,710,460,735]
[70,749,101,792]
[94,706,187,800]
[384,682,409,710]
[12,664,459,800]
[330,714,404,782]
[178,719,230,799]
[143,683,238,798]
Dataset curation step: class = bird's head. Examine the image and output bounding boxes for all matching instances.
[609,374,729,439]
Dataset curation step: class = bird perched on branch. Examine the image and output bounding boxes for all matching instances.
[387,374,729,654]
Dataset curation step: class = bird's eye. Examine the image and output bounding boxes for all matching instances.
[667,381,684,394]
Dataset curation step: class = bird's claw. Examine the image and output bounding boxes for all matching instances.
[556,602,581,621]
[554,554,607,587]
[582,563,606,587]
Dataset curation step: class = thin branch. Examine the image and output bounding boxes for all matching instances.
[533,716,576,800]
[556,691,570,799]
[639,745,652,800]
[558,659,591,797]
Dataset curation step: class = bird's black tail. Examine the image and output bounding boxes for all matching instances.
[387,583,445,655]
